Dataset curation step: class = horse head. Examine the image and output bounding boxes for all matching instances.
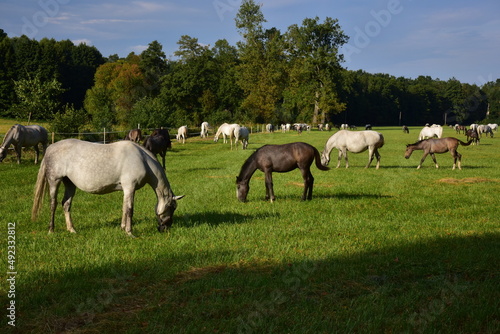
[320,150,330,166]
[236,176,249,202]
[0,147,7,162]
[156,195,185,232]
[404,144,414,159]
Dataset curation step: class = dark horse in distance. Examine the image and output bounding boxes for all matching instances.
[236,142,329,202]
[143,128,172,169]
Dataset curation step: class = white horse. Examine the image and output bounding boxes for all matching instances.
[31,139,184,237]
[176,125,188,144]
[214,123,239,149]
[0,124,48,164]
[266,124,274,132]
[477,124,494,138]
[418,126,442,140]
[341,124,349,130]
[234,126,249,149]
[321,130,385,169]
[200,122,209,138]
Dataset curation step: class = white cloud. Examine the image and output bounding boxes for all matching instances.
[129,44,148,54]
[72,38,92,46]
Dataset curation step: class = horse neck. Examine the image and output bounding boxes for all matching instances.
[237,156,258,182]
[1,126,18,148]
[147,160,173,203]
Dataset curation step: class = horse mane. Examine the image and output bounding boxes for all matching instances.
[407,139,426,147]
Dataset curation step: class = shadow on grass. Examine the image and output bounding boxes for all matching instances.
[15,233,499,333]
[177,210,279,228]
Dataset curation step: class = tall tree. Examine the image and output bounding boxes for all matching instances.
[140,40,168,96]
[285,17,348,124]
[235,0,286,123]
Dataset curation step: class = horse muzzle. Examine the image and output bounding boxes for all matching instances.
[157,217,173,232]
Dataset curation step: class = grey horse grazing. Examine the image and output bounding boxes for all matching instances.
[0,124,48,164]
[31,139,184,237]
[321,130,385,169]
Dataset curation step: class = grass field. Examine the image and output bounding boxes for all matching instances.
[1,123,499,333]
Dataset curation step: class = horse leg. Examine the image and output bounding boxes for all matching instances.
[264,171,275,202]
[48,180,61,233]
[33,145,40,164]
[62,178,77,233]
[300,167,314,201]
[417,152,429,169]
[15,144,22,164]
[374,149,381,169]
[452,150,462,170]
[366,147,374,168]
[336,150,343,168]
[344,151,349,168]
[121,190,135,237]
[430,153,439,168]
[160,151,166,169]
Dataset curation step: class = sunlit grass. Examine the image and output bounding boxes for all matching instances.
[0,125,498,333]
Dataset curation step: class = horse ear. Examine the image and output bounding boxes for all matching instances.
[173,195,185,200]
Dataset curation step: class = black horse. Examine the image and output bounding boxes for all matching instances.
[143,128,172,169]
[236,142,329,202]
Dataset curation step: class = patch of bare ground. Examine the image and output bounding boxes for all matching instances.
[438,177,499,184]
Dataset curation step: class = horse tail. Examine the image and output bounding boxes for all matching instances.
[314,147,330,171]
[459,139,473,146]
[31,159,48,221]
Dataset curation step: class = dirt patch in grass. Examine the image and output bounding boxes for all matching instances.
[438,177,499,184]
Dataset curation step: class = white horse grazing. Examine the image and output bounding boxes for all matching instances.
[321,130,385,169]
[234,126,249,149]
[176,126,188,144]
[0,124,48,164]
[487,123,498,132]
[341,124,349,130]
[266,123,274,132]
[477,125,494,138]
[214,123,240,149]
[31,139,184,237]
[200,122,209,138]
[418,126,442,140]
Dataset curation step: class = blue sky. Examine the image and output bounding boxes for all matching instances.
[1,0,499,85]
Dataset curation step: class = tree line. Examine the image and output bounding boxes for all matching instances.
[1,0,499,133]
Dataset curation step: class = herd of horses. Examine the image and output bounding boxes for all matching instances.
[0,122,496,236]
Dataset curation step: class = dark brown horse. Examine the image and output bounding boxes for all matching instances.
[236,142,329,202]
[465,129,480,145]
[124,129,143,143]
[404,137,472,170]
[143,128,172,169]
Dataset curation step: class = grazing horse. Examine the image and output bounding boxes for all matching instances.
[176,125,188,144]
[418,125,442,140]
[124,129,143,143]
[402,125,409,134]
[234,126,250,150]
[200,122,209,138]
[144,128,172,169]
[31,139,184,236]
[266,123,274,133]
[487,123,498,132]
[0,124,48,164]
[465,129,480,145]
[477,125,494,138]
[236,142,329,202]
[404,137,472,170]
[214,123,240,149]
[321,130,385,169]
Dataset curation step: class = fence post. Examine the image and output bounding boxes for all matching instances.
[103,128,106,144]
[52,132,55,144]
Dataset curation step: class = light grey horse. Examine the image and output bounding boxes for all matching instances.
[0,124,48,164]
[321,130,385,169]
[31,139,184,237]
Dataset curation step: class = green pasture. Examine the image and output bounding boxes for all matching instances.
[1,125,499,333]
